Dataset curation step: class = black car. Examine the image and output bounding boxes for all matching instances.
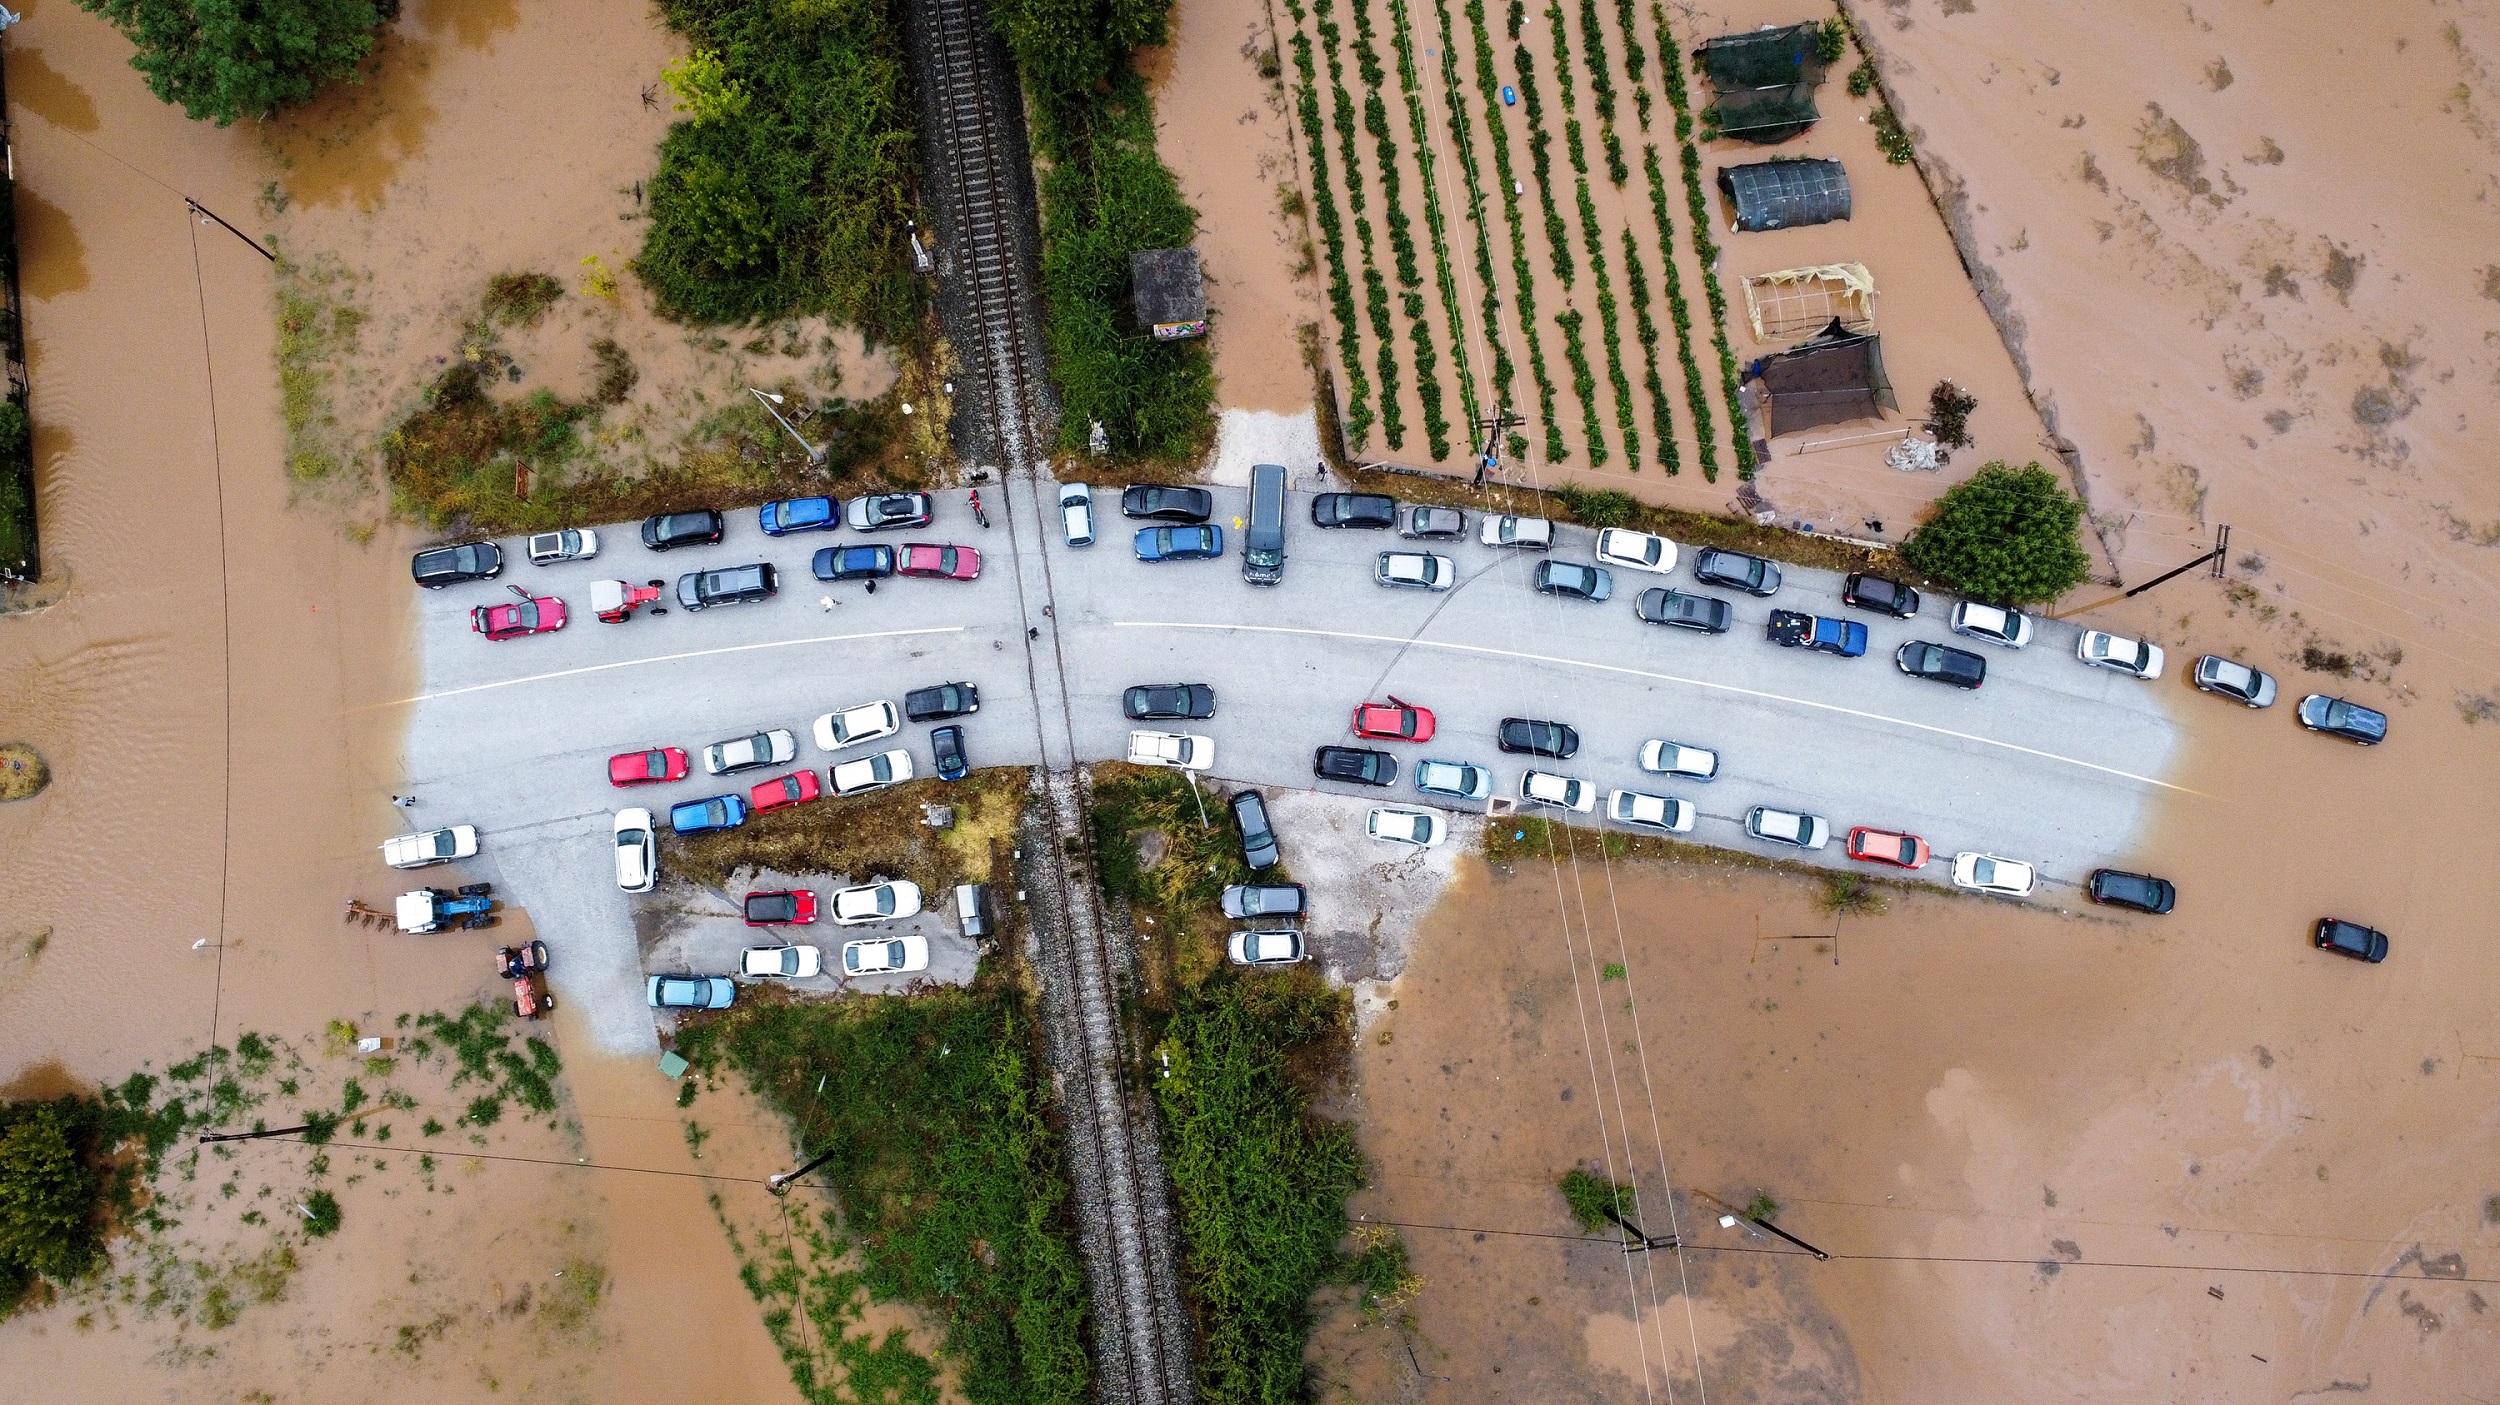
[642,510,725,551]
[1220,883,1307,918]
[1532,560,1613,602]
[1124,683,1217,720]
[1119,484,1215,523]
[2087,869,2176,914]
[1842,573,1920,618]
[1313,745,1398,786]
[847,492,934,532]
[2296,694,2387,745]
[1635,587,1732,634]
[1895,640,1987,689]
[811,544,896,581]
[2314,917,2389,963]
[903,681,980,721]
[1312,492,1397,528]
[1229,788,1281,869]
[1693,547,1782,597]
[1497,717,1579,758]
[676,562,778,610]
[411,540,504,588]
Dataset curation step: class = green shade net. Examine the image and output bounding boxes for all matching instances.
[1697,23,1831,144]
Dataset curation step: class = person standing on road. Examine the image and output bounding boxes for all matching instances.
[392,795,416,808]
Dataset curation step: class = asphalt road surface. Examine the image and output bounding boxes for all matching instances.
[402,481,2177,1051]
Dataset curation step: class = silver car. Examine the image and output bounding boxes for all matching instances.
[1374,551,1455,590]
[703,728,798,775]
[1744,806,1829,850]
[2191,654,2278,708]
[1639,738,1719,781]
[1413,758,1493,800]
[1059,481,1096,546]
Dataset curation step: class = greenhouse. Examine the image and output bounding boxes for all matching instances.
[1744,321,1897,438]
[1719,157,1852,232]
[1694,23,1831,144]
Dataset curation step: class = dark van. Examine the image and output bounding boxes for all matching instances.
[1242,463,1287,586]
[676,562,779,611]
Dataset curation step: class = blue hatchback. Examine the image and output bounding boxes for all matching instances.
[759,496,839,536]
[669,794,750,834]
[1135,524,1223,562]
[812,544,896,581]
[930,724,968,781]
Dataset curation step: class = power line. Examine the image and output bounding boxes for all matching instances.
[183,204,237,1053]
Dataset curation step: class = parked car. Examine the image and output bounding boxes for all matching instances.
[1226,929,1306,967]
[1639,738,1718,781]
[1846,827,1930,869]
[1608,789,1694,833]
[904,682,980,721]
[898,543,981,580]
[1950,602,2035,649]
[843,934,931,975]
[1635,587,1732,634]
[472,593,567,640]
[614,808,656,892]
[1221,884,1307,918]
[1352,698,1436,742]
[2087,869,2176,913]
[1595,528,1677,575]
[815,702,899,753]
[668,794,750,835]
[1123,683,1215,720]
[676,562,778,610]
[929,724,968,781]
[1479,514,1553,549]
[1312,492,1396,528]
[1060,481,1097,546]
[2296,694,2386,744]
[743,890,818,926]
[412,540,503,588]
[831,749,915,795]
[1413,758,1493,800]
[1135,524,1223,561]
[1230,788,1281,869]
[704,729,797,775]
[750,770,823,812]
[641,510,724,551]
[1401,505,1466,539]
[1375,551,1456,590]
[1694,547,1781,596]
[831,879,922,925]
[1533,560,1614,602]
[2313,917,2388,963]
[1841,573,1919,618]
[1128,730,1214,770]
[741,945,823,978]
[1367,806,1447,847]
[1896,640,1988,689]
[610,746,690,787]
[1744,806,1828,850]
[1519,769,1595,812]
[1951,851,2036,897]
[758,496,839,536]
[381,825,478,869]
[1120,484,1214,522]
[812,544,895,582]
[1313,745,1397,786]
[527,528,598,565]
[847,492,933,532]
[1767,610,1867,657]
[2192,655,2279,709]
[1497,717,1578,758]
[647,974,735,1009]
[2077,630,2165,679]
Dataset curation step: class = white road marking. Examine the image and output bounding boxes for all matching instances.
[1113,620,2198,794]
[394,626,969,705]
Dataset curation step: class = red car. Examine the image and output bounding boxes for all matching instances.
[1846,827,1931,870]
[471,595,567,640]
[897,543,981,581]
[750,769,824,812]
[1351,697,1436,743]
[742,890,818,926]
[608,746,690,787]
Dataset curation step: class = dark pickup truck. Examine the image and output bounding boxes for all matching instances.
[1767,609,1868,658]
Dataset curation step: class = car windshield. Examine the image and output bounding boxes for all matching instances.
[884,941,906,966]
[937,548,959,573]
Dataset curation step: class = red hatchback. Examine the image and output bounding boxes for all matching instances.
[1846,827,1931,870]
[750,769,824,812]
[472,595,567,640]
[897,543,981,581]
[1351,697,1436,743]
[608,746,689,787]
[742,890,818,926]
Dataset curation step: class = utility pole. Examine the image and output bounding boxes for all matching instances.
[2051,524,2230,620]
[747,387,828,466]
[1471,406,1525,482]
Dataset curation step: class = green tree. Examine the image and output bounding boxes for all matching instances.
[659,48,750,125]
[0,1104,102,1295]
[988,0,1172,97]
[77,0,390,126]
[1901,461,2093,605]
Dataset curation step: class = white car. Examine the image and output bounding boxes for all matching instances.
[1952,851,2037,897]
[1949,601,2034,649]
[1607,789,1695,833]
[1595,527,1677,575]
[526,527,598,565]
[813,700,901,752]
[1127,730,1214,770]
[2077,630,2165,680]
[703,729,798,775]
[1744,806,1829,850]
[741,944,822,979]
[1639,738,1719,781]
[1519,769,1595,812]
[380,825,478,869]
[1374,551,1456,591]
[830,879,923,925]
[1479,514,1554,549]
[614,808,656,893]
[1060,481,1096,547]
[830,749,915,796]
[1226,929,1306,966]
[1366,806,1447,847]
[843,934,930,976]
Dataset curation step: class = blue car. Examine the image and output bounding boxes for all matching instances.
[812,544,896,581]
[669,794,750,834]
[1135,524,1223,562]
[759,496,839,536]
[647,974,736,1009]
[930,724,968,781]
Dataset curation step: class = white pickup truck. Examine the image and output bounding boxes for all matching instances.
[380,825,479,869]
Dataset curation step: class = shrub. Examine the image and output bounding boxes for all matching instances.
[660,47,751,124]
[991,0,1173,98]
[1554,485,1637,527]
[0,1104,101,1299]
[75,0,385,125]
[1871,104,1915,164]
[1558,1166,1632,1232]
[1848,60,1876,98]
[1928,379,1978,450]
[1899,461,2093,605]
[483,272,564,327]
[299,1189,341,1239]
[1816,14,1849,64]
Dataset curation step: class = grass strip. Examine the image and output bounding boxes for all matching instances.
[1652,3,1758,478]
[1639,141,1716,478]
[1283,1,1376,446]
[1388,0,1477,448]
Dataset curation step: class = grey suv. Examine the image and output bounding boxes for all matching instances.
[676,562,779,610]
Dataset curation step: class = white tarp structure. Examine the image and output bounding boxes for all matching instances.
[1742,262,1876,343]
